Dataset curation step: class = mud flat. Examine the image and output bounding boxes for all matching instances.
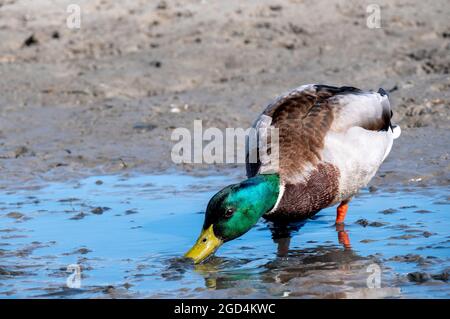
[0,0,448,189]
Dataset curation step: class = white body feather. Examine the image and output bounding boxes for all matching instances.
[323,90,400,201]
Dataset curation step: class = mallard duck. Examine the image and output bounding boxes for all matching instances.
[185,84,401,263]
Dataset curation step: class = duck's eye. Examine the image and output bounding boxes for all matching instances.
[224,208,234,218]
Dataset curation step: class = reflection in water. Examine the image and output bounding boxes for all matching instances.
[180,222,400,298]
[269,220,353,254]
[192,239,402,297]
[336,223,351,250]
[267,220,308,257]
[177,223,372,296]
[183,223,405,298]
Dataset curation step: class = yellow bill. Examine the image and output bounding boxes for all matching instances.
[184,225,223,264]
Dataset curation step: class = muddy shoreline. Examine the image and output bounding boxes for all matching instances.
[0,0,449,190]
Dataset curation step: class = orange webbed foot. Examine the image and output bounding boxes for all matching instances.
[335,200,350,225]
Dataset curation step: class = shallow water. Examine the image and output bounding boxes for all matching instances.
[0,174,448,298]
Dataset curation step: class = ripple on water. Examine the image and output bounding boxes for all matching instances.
[0,174,448,298]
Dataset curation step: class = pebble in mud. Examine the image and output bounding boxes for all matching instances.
[76,248,91,254]
[406,271,449,283]
[355,219,386,227]
[269,5,283,11]
[5,212,25,219]
[379,208,399,215]
[58,198,80,203]
[368,186,377,193]
[70,212,86,220]
[0,267,27,277]
[156,1,167,10]
[431,271,449,282]
[77,248,91,254]
[22,34,39,47]
[422,231,435,238]
[133,122,157,132]
[100,285,138,298]
[51,31,60,39]
[90,207,111,215]
[414,209,434,214]
[360,239,377,243]
[388,254,439,266]
[399,205,418,209]
[407,272,430,283]
[389,234,420,240]
[149,61,162,68]
[0,228,20,233]
[0,146,30,159]
[63,247,92,255]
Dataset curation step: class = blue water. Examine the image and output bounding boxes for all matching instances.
[0,174,448,298]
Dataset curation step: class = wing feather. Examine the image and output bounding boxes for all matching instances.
[245,84,396,183]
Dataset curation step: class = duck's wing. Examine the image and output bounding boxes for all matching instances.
[246,84,400,185]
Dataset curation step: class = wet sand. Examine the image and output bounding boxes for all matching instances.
[0,0,449,188]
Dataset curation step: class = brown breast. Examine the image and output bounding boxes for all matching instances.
[264,163,340,221]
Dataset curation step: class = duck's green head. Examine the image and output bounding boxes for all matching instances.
[185,174,280,263]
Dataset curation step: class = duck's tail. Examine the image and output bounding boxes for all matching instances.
[391,124,401,139]
[377,88,401,140]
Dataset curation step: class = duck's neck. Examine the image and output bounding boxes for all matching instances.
[239,174,280,218]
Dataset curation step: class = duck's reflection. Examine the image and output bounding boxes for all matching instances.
[335,223,351,250]
[164,216,402,298]
[186,222,364,291]
[268,220,308,257]
[268,219,353,255]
